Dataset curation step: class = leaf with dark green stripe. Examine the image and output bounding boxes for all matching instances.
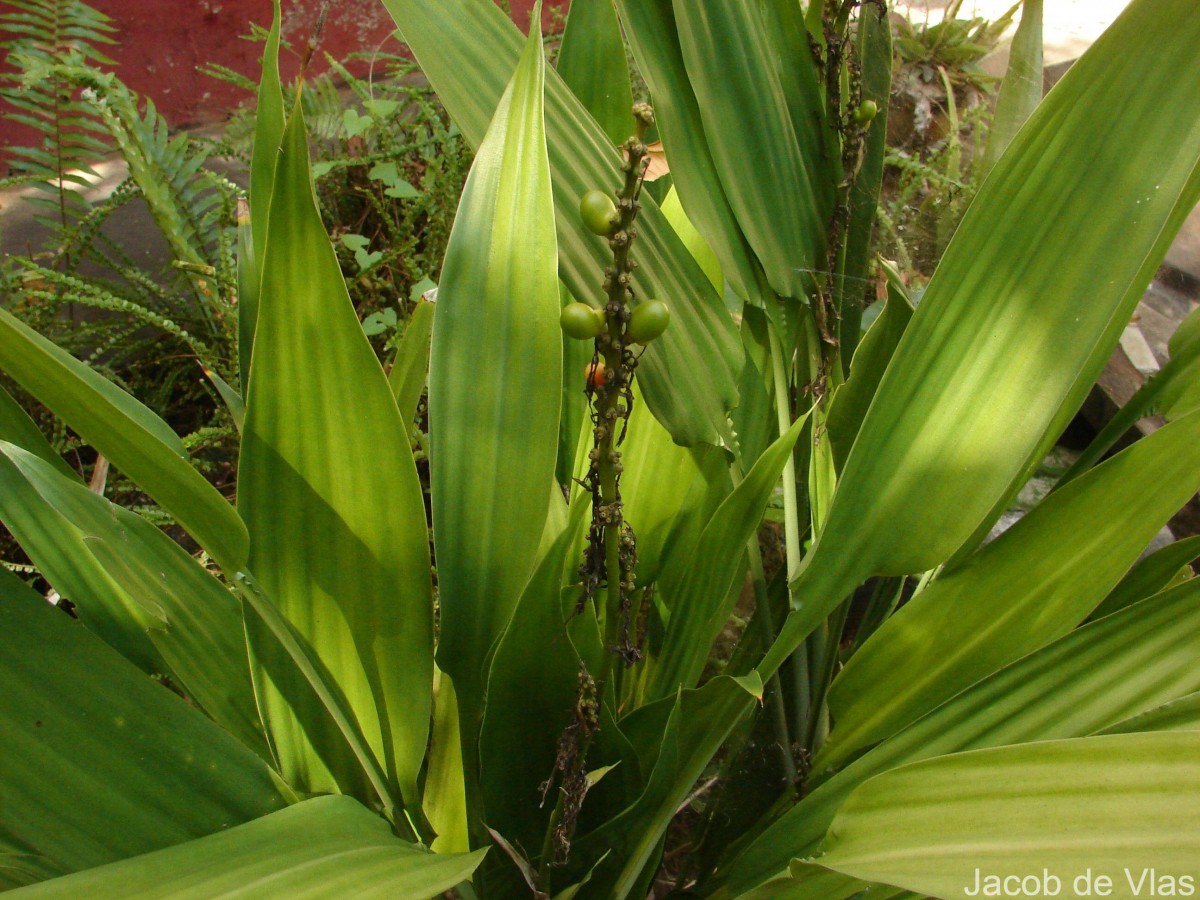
[1089,534,1200,621]
[427,18,561,720]
[556,0,633,145]
[380,0,742,447]
[10,796,486,899]
[239,96,433,804]
[614,0,759,301]
[0,444,166,674]
[671,1,831,301]
[0,569,288,886]
[1102,691,1200,735]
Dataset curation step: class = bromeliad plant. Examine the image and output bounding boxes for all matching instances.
[3,0,1200,898]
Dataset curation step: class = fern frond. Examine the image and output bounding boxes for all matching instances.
[14,261,221,366]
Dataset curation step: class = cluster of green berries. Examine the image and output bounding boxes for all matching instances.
[560,189,672,360]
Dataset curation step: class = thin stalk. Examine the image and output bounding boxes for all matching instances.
[746,528,798,787]
[768,327,802,582]
[790,641,811,750]
[804,597,850,754]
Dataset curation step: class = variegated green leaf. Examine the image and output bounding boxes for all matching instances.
[427,18,561,726]
[614,0,758,301]
[0,444,269,759]
[239,95,432,805]
[813,733,1200,898]
[9,796,485,899]
[648,415,805,701]
[671,1,831,302]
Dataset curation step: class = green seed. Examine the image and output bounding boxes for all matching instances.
[627,299,670,344]
[560,302,605,340]
[855,99,879,124]
[580,190,619,236]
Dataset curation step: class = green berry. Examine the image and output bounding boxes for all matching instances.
[854,99,879,124]
[580,190,619,236]
[560,302,605,340]
[627,299,670,344]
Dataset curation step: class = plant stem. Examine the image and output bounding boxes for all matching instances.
[746,534,799,787]
[768,327,802,583]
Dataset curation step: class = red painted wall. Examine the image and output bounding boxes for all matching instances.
[1,0,568,165]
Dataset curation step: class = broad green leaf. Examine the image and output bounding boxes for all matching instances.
[981,0,1043,177]
[240,0,284,391]
[239,96,433,805]
[427,19,560,721]
[619,378,706,587]
[659,186,722,293]
[1102,691,1200,735]
[826,263,914,471]
[813,733,1200,898]
[9,796,486,899]
[0,570,287,884]
[0,383,76,480]
[614,0,758,301]
[0,445,165,673]
[556,0,633,146]
[0,445,269,759]
[1090,534,1200,620]
[479,497,594,863]
[728,578,1200,893]
[818,408,1200,770]
[671,1,831,302]
[649,416,805,701]
[387,297,435,436]
[229,570,405,829]
[762,0,1200,677]
[380,0,743,447]
[0,308,248,572]
[423,670,469,855]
